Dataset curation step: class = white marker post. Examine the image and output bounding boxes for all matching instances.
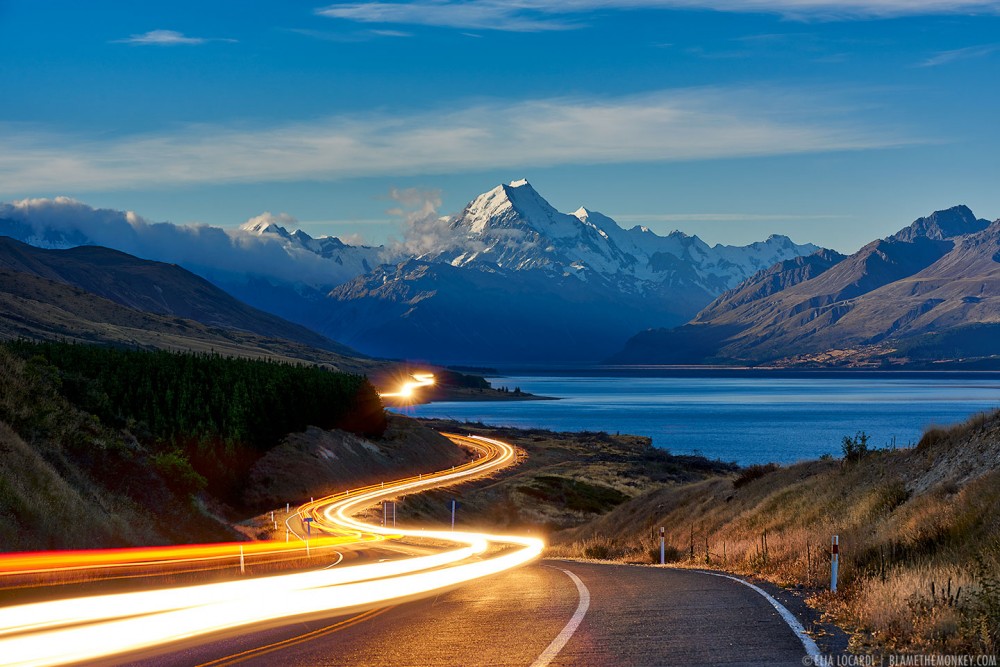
[831,535,839,593]
[450,499,457,530]
[304,517,314,558]
[239,546,245,575]
[660,527,666,565]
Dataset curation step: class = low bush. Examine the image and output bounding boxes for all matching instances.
[733,463,781,489]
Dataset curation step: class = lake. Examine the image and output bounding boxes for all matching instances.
[393,373,1000,465]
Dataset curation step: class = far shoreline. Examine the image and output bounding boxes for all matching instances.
[472,365,1000,380]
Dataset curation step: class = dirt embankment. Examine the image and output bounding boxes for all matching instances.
[242,415,469,509]
[391,419,736,534]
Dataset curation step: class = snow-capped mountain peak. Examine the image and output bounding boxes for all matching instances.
[240,219,292,238]
[427,180,821,295]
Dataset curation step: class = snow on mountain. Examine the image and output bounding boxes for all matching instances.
[238,215,378,269]
[424,179,818,296]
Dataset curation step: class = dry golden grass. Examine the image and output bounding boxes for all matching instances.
[553,410,1000,655]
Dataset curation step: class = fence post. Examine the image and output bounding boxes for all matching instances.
[831,535,839,593]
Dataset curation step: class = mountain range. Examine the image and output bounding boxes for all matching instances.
[611,205,1000,367]
[318,180,819,364]
[1,181,820,365]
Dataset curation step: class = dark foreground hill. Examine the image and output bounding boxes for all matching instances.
[0,342,461,551]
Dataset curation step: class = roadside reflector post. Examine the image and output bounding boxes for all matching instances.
[286,502,290,513]
[270,510,274,523]
[285,527,289,542]
[450,499,457,530]
[239,545,245,575]
[660,527,665,565]
[831,535,839,593]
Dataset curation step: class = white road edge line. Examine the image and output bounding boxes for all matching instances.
[697,571,822,661]
[322,551,344,570]
[530,568,590,667]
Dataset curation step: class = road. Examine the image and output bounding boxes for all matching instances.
[0,432,826,666]
[133,561,815,666]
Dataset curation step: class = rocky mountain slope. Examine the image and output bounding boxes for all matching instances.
[612,206,1000,367]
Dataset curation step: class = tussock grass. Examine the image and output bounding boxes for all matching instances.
[554,410,1000,654]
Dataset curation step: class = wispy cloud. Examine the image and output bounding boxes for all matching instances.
[316,1,1000,32]
[370,28,414,37]
[919,43,999,66]
[615,212,853,223]
[113,29,235,46]
[316,2,576,31]
[0,86,914,193]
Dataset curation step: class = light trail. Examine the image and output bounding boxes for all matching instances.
[0,434,542,666]
[378,371,435,399]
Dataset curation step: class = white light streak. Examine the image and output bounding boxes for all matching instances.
[0,434,541,666]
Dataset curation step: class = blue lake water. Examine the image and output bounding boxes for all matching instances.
[393,374,1000,464]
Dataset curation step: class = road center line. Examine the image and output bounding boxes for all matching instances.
[531,568,590,667]
[695,570,821,661]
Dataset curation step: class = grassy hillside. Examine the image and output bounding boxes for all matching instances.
[0,267,380,374]
[0,341,390,551]
[554,412,1000,654]
[0,237,359,357]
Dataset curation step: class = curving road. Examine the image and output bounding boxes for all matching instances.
[0,432,833,666]
[133,561,821,667]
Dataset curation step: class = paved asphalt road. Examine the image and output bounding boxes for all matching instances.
[132,560,819,667]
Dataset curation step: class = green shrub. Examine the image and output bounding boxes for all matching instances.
[152,451,207,495]
[842,431,872,463]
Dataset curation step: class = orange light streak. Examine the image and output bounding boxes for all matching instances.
[0,433,543,667]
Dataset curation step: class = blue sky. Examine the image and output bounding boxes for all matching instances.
[1,1,998,253]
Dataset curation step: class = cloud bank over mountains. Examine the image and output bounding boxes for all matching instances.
[0,197,369,287]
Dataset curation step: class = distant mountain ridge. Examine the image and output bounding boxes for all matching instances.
[612,205,1000,367]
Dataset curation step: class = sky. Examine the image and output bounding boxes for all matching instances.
[0,1,998,254]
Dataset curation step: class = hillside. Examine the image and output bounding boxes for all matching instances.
[612,206,1000,367]
[0,266,381,373]
[0,341,465,552]
[0,236,359,357]
[554,412,1000,653]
